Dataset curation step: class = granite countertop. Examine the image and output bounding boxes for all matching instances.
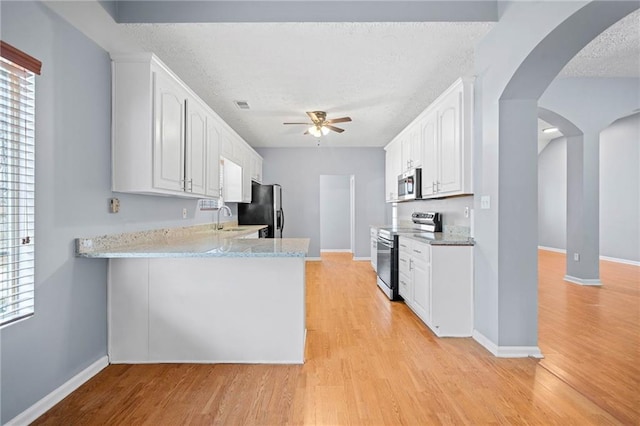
[372,224,474,246]
[399,232,475,246]
[76,223,310,258]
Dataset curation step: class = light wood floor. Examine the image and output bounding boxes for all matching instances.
[34,251,639,425]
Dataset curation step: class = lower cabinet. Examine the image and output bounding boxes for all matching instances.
[399,236,473,337]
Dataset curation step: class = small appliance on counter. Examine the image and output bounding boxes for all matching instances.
[375,211,442,301]
[238,182,284,238]
[411,211,442,232]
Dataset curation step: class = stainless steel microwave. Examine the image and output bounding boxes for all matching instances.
[398,168,422,201]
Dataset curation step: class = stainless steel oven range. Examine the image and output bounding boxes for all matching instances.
[375,212,442,301]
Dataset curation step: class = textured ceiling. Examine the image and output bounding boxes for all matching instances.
[121,22,494,148]
[43,2,639,149]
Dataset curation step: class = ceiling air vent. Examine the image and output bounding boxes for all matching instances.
[234,100,250,110]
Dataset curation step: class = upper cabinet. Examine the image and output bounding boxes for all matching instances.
[111,53,260,202]
[384,77,473,202]
[384,139,401,202]
[421,78,473,198]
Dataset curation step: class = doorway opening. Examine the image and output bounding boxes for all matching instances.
[319,175,355,254]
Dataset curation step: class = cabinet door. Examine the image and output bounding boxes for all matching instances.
[185,99,208,196]
[239,145,252,203]
[205,115,221,198]
[411,243,431,325]
[421,110,438,197]
[400,133,411,172]
[437,87,462,194]
[153,71,187,192]
[409,125,422,169]
[251,153,263,183]
[385,141,401,202]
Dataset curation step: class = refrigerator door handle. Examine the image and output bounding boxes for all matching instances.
[279,208,284,233]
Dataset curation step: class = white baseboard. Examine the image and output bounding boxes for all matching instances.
[352,257,370,261]
[7,356,109,426]
[305,257,322,261]
[538,246,566,254]
[564,275,602,286]
[599,255,640,266]
[320,249,352,253]
[539,246,640,266]
[472,330,544,359]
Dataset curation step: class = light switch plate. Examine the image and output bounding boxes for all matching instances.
[481,195,491,210]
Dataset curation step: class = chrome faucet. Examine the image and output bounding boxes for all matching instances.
[216,205,232,230]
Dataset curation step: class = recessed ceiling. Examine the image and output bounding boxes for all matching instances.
[43,2,639,149]
[121,22,494,148]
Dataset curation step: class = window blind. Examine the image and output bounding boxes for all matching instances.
[0,54,36,328]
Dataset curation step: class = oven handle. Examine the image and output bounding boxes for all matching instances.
[377,237,393,249]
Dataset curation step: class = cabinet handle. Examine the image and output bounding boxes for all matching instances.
[188,179,193,192]
[437,181,441,192]
[432,181,437,193]
[409,258,413,271]
[400,258,406,263]
[413,249,422,254]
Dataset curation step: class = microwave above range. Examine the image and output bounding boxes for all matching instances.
[398,168,422,201]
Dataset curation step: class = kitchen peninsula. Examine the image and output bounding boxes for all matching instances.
[76,224,309,364]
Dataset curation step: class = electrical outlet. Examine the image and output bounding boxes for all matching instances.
[182,208,188,219]
[574,253,580,261]
[109,198,120,213]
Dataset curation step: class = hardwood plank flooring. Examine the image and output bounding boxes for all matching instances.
[33,252,638,425]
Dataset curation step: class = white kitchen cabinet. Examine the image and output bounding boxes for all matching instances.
[239,144,252,203]
[421,77,473,198]
[399,236,473,337]
[111,53,259,201]
[385,140,401,202]
[250,151,263,184]
[400,124,422,172]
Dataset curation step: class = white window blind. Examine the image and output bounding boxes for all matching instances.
[0,54,36,328]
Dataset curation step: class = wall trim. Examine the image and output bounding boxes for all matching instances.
[352,257,370,261]
[320,249,352,253]
[472,330,544,359]
[599,255,640,267]
[537,245,566,254]
[564,275,602,286]
[538,246,640,266]
[6,356,109,426]
[305,257,322,261]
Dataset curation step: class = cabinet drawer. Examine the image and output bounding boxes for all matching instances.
[398,273,411,300]
[398,252,411,276]
[411,241,430,262]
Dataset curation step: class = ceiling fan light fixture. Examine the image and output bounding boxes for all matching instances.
[309,125,322,137]
[321,126,330,136]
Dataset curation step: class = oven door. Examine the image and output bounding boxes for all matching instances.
[376,236,393,298]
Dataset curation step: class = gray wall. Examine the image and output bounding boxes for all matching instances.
[537,113,640,262]
[0,2,225,422]
[538,137,567,250]
[319,175,351,251]
[256,148,386,258]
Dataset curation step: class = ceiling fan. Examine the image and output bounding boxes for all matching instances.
[283,111,352,137]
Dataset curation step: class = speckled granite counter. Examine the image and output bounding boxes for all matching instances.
[399,232,474,246]
[370,224,474,246]
[76,223,309,258]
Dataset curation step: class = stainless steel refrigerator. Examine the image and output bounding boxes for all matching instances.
[238,182,284,238]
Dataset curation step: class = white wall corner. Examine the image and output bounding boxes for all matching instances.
[6,356,109,426]
[473,330,544,359]
[563,275,602,286]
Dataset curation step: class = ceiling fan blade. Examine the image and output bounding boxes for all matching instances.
[306,111,320,123]
[326,117,352,124]
[283,122,312,125]
[325,125,345,133]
